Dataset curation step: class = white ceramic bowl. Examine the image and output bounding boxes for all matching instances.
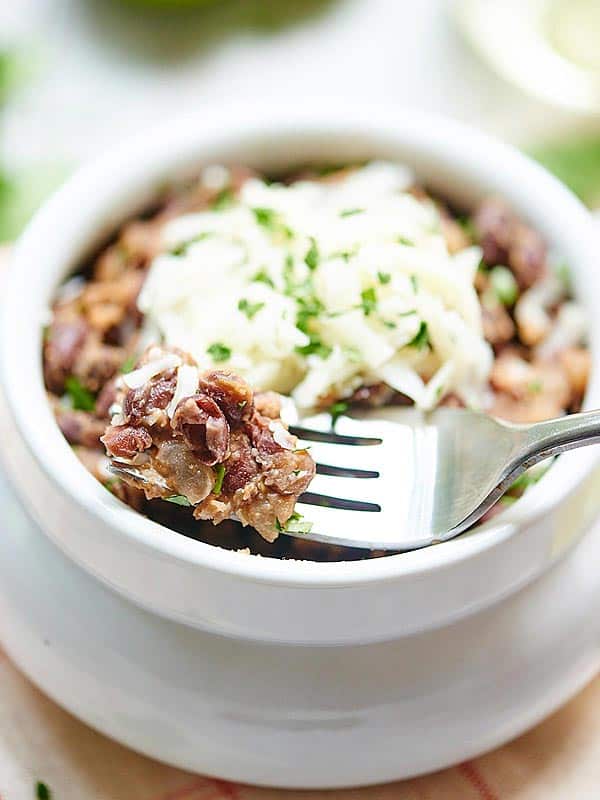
[2,105,600,650]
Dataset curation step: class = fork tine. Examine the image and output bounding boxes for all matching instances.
[295,439,383,473]
[303,472,385,506]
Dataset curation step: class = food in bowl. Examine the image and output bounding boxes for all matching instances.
[43,161,590,556]
[101,345,315,541]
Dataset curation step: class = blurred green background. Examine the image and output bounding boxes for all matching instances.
[1,0,599,242]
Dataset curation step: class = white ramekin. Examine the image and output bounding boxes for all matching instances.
[2,105,600,647]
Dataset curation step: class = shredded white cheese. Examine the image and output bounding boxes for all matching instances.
[138,162,493,410]
[122,353,182,390]
[166,364,200,418]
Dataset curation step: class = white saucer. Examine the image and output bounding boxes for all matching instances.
[1,461,600,788]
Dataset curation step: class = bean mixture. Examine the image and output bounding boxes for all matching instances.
[43,164,590,560]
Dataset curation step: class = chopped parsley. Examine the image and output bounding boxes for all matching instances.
[252,206,277,227]
[36,781,51,800]
[489,266,518,306]
[213,464,226,495]
[64,376,96,412]
[251,207,292,239]
[360,286,377,316]
[120,354,137,374]
[555,261,572,292]
[275,511,313,534]
[383,320,397,329]
[238,298,265,319]
[456,215,477,240]
[527,379,543,394]
[340,208,364,217]
[170,231,213,256]
[331,246,358,262]
[103,478,118,493]
[398,236,414,246]
[165,495,192,507]
[410,274,419,293]
[506,462,551,498]
[295,338,332,359]
[212,188,234,210]
[377,271,391,285]
[304,237,319,270]
[207,342,231,362]
[252,269,275,288]
[329,400,349,426]
[408,321,430,350]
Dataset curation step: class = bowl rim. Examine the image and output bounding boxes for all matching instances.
[3,104,599,588]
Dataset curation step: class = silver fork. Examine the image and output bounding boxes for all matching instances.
[109,406,600,551]
[285,405,600,550]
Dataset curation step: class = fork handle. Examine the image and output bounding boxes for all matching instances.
[521,409,600,468]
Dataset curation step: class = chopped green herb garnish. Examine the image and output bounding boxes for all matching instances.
[383,320,397,329]
[252,206,277,227]
[36,781,51,800]
[170,231,212,256]
[252,269,275,288]
[238,298,265,319]
[275,511,313,534]
[294,291,325,334]
[410,274,419,292]
[331,246,358,262]
[555,261,572,292]
[165,495,193,507]
[103,478,117,493]
[213,464,226,496]
[377,271,391,285]
[207,342,231,362]
[489,265,519,306]
[329,401,349,426]
[120,354,137,374]
[304,237,319,270]
[456,215,477,240]
[212,188,234,210]
[528,379,543,394]
[295,338,332,359]
[340,208,364,217]
[360,286,377,316]
[64,376,96,412]
[398,236,414,246]
[507,463,552,497]
[252,207,292,239]
[408,321,430,350]
[398,309,417,317]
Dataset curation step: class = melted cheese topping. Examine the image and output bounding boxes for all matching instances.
[138,162,493,410]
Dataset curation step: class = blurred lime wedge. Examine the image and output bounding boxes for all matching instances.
[545,0,600,72]
[530,137,600,207]
[119,0,221,7]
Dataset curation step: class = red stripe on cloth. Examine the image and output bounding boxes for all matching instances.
[154,777,241,800]
[212,779,241,799]
[458,761,499,800]
[155,777,212,800]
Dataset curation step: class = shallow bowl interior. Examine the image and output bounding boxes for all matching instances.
[3,105,599,588]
